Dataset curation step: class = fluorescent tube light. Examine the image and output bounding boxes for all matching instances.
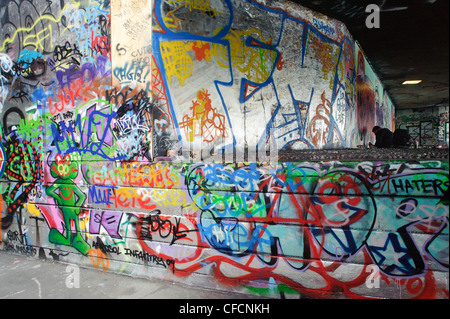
[402,80,422,85]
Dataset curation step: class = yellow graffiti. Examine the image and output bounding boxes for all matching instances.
[160,41,193,86]
[212,28,277,83]
[26,203,41,217]
[122,161,181,188]
[0,3,70,52]
[162,0,224,31]
[166,0,224,17]
[306,32,340,89]
[137,188,188,207]
[159,29,277,87]
[212,41,229,69]
[79,215,89,232]
[186,0,224,16]
[22,24,53,51]
[160,39,226,86]
[162,12,183,30]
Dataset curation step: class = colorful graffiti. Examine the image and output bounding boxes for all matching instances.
[0,0,447,299]
[151,0,396,153]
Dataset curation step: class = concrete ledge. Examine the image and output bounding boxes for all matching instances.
[278,148,450,162]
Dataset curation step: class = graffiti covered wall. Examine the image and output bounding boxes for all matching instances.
[1,0,448,299]
[150,0,396,155]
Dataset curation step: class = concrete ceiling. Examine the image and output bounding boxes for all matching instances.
[289,0,449,111]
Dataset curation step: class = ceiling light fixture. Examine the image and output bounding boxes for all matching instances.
[402,80,422,85]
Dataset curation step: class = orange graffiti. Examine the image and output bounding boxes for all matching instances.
[307,91,331,148]
[179,89,228,143]
[191,41,211,62]
[88,248,110,272]
[307,32,338,82]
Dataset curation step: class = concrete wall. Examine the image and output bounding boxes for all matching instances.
[0,0,448,299]
[150,0,396,154]
[396,106,449,148]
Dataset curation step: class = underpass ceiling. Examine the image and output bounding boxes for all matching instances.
[289,0,449,111]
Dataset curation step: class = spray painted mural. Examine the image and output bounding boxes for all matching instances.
[150,0,396,154]
[0,0,447,299]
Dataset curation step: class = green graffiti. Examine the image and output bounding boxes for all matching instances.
[45,154,90,255]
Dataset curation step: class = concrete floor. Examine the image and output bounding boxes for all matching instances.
[0,252,263,300]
